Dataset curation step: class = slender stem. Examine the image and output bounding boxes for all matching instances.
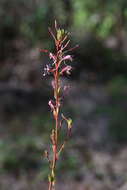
[48,58,60,190]
[48,181,52,190]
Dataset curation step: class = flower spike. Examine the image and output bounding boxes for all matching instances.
[41,21,78,190]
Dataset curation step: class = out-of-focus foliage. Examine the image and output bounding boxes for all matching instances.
[0,0,127,39]
[0,0,50,44]
[72,0,127,38]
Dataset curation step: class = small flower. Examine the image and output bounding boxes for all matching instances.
[43,65,50,76]
[49,53,56,63]
[60,65,72,75]
[48,100,55,111]
[62,55,72,62]
[43,64,54,76]
[45,64,50,72]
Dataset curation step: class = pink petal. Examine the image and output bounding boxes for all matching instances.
[62,55,72,62]
[60,65,72,75]
[49,53,56,62]
[48,100,55,110]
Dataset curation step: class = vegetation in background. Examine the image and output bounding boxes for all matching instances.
[0,0,127,189]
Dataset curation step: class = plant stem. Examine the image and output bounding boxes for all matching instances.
[48,60,60,190]
[42,22,77,190]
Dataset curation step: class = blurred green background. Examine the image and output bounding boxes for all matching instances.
[0,0,127,189]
